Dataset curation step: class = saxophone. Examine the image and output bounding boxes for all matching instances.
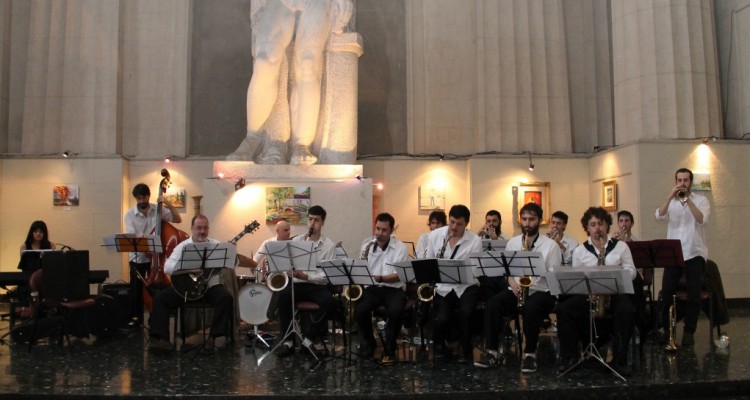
[437,232,451,258]
[593,233,610,318]
[345,239,377,302]
[516,234,533,310]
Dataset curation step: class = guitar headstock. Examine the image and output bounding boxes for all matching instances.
[244,220,260,234]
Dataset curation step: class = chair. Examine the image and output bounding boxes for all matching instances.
[27,270,95,350]
[658,264,721,346]
[293,284,343,357]
[372,283,419,362]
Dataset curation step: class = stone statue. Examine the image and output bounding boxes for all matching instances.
[227,0,355,165]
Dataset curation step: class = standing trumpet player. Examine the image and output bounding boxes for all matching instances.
[353,213,408,365]
[547,211,579,266]
[475,202,561,373]
[656,167,710,346]
[556,207,637,376]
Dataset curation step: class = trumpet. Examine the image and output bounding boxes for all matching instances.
[343,284,363,302]
[416,283,434,302]
[676,188,689,204]
[480,226,494,240]
[664,294,679,352]
[613,230,630,241]
[266,271,289,291]
[546,228,560,242]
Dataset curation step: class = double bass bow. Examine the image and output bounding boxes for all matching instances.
[143,168,189,311]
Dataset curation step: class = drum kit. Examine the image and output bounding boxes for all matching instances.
[235,266,274,348]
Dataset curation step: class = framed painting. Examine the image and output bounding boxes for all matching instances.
[517,182,551,225]
[602,180,617,211]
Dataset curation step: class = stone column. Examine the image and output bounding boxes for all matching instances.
[317,32,363,165]
[612,0,722,142]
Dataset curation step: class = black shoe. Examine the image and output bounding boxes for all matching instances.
[276,343,295,358]
[474,352,499,368]
[558,357,577,373]
[521,356,538,373]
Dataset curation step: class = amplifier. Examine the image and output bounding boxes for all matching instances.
[101,283,131,328]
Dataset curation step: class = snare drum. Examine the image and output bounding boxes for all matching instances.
[238,283,273,326]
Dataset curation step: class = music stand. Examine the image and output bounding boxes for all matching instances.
[320,259,376,365]
[261,241,321,362]
[482,239,508,252]
[549,266,634,382]
[171,242,237,298]
[102,234,163,284]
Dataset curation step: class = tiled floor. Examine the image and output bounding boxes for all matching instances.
[0,304,747,399]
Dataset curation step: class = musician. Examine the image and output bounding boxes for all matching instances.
[474,203,561,373]
[425,204,483,364]
[353,213,408,365]
[476,210,506,240]
[124,183,182,328]
[656,167,710,346]
[275,205,336,358]
[548,211,579,266]
[415,210,446,259]
[253,220,292,270]
[614,210,637,241]
[19,220,55,255]
[148,214,233,351]
[556,207,637,375]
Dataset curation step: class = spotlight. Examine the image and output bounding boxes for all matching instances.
[439,154,445,162]
[217,172,224,179]
[375,182,384,190]
[527,151,535,172]
[593,145,601,152]
[62,150,71,158]
[164,156,174,163]
[234,178,246,191]
[701,136,718,145]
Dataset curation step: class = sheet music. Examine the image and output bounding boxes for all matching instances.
[262,241,317,272]
[469,250,545,278]
[173,242,237,272]
[319,259,376,286]
[102,234,163,253]
[547,266,633,296]
[482,239,508,251]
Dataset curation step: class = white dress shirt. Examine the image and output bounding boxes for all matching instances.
[655,192,710,260]
[425,226,483,298]
[164,237,233,288]
[254,237,278,263]
[124,204,175,263]
[506,234,562,293]
[359,236,408,290]
[571,236,636,281]
[559,234,580,266]
[290,234,337,285]
[415,232,430,259]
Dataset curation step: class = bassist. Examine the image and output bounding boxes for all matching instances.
[124,183,182,328]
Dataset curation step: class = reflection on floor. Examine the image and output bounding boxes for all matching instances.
[0,306,748,399]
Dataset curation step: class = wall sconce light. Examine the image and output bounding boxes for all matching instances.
[374,182,384,190]
[527,151,534,172]
[701,136,718,145]
[234,178,246,191]
[164,156,174,163]
[61,150,72,158]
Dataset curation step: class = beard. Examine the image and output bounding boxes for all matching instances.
[522,225,539,237]
[137,203,148,211]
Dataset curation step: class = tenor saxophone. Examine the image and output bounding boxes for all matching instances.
[516,234,533,310]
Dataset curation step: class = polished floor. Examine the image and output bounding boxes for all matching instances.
[0,304,748,400]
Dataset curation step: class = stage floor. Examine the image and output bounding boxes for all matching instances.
[0,307,748,400]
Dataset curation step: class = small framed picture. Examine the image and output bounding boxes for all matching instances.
[517,182,551,225]
[602,180,617,211]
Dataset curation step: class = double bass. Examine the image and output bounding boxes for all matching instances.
[143,169,189,311]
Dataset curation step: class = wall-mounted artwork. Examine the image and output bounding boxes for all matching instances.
[165,186,186,208]
[265,187,311,224]
[692,173,712,191]
[53,185,79,206]
[602,180,617,211]
[516,182,551,225]
[419,184,446,211]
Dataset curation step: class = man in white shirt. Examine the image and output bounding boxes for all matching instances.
[275,205,336,358]
[425,204,483,364]
[556,207,637,375]
[415,210,446,259]
[148,215,233,351]
[547,211,579,266]
[124,182,182,328]
[474,203,561,373]
[476,210,506,240]
[253,220,292,270]
[656,168,710,346]
[353,213,408,365]
[614,210,638,242]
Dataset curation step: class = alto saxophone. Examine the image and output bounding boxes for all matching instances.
[345,239,377,302]
[437,233,451,258]
[516,234,533,311]
[593,233,610,318]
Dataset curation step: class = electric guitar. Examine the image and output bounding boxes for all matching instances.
[171,220,260,301]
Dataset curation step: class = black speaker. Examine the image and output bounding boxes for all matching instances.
[101,283,131,328]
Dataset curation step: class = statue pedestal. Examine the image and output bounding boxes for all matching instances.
[214,162,362,181]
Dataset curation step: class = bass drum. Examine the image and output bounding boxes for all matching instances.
[238,283,272,326]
